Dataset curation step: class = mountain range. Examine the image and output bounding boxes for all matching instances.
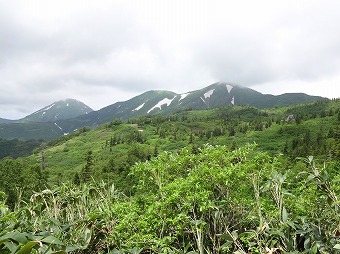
[0,83,326,140]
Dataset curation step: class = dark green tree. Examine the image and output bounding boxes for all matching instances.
[0,158,24,209]
[229,127,235,136]
[230,140,237,150]
[153,144,159,157]
[73,172,81,185]
[81,151,93,183]
[189,132,194,144]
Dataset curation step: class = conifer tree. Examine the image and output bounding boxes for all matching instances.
[81,151,93,183]
[153,144,159,157]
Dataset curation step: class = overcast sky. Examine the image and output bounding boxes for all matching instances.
[1,0,340,119]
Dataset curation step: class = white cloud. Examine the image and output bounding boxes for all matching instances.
[0,0,340,119]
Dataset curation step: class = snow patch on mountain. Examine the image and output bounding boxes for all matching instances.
[147,97,175,113]
[231,96,235,105]
[54,122,62,130]
[133,103,145,111]
[200,89,215,107]
[226,84,233,93]
[34,103,55,114]
[44,104,55,111]
[179,93,189,102]
[204,89,215,99]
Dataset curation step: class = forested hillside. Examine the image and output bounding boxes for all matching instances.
[0,99,339,253]
[0,138,42,158]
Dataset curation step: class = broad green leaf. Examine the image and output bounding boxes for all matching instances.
[334,244,340,250]
[269,230,285,238]
[41,236,64,245]
[0,232,27,244]
[3,241,18,253]
[17,241,40,254]
[286,220,296,229]
[65,244,83,252]
[37,231,52,238]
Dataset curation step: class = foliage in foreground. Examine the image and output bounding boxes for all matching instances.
[1,144,339,253]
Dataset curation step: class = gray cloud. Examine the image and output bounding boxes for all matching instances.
[195,1,340,86]
[1,0,340,119]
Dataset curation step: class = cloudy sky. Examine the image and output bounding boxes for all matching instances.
[1,0,340,119]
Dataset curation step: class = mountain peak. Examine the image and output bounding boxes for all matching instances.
[21,98,93,122]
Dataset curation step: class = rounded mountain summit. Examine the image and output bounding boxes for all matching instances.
[21,99,93,122]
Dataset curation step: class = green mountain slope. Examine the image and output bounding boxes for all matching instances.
[1,99,339,253]
[23,99,340,186]
[0,121,64,141]
[0,83,327,141]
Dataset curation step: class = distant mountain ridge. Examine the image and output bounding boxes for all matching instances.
[0,83,327,140]
[68,83,324,125]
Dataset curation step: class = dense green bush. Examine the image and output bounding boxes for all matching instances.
[1,145,338,253]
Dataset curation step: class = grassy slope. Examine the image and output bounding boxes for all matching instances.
[28,99,339,186]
